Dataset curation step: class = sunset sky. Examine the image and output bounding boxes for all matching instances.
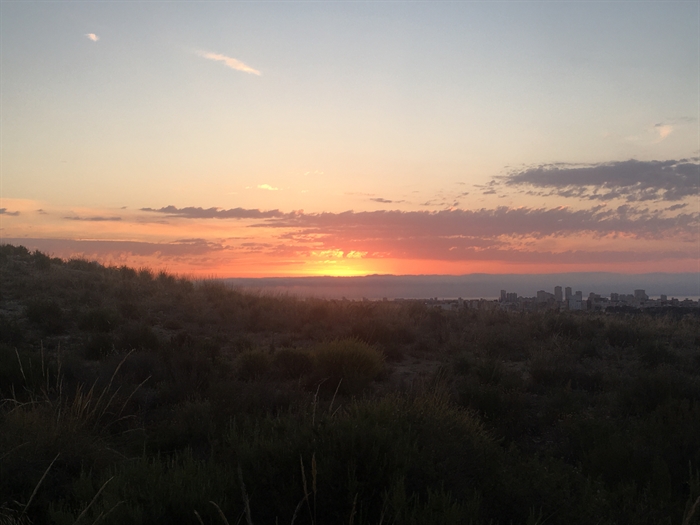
[1,1,698,277]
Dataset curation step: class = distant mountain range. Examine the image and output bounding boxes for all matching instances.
[222,273,700,300]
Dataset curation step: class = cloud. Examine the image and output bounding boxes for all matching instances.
[199,51,261,75]
[107,201,700,266]
[141,205,288,219]
[500,159,700,202]
[260,205,700,249]
[370,198,405,204]
[5,198,698,271]
[0,208,20,216]
[260,206,699,260]
[64,216,122,222]
[257,184,279,191]
[85,33,99,42]
[654,124,673,141]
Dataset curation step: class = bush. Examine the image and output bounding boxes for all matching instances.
[311,339,384,395]
[116,323,160,351]
[79,308,119,333]
[82,333,115,360]
[236,350,271,381]
[33,250,52,270]
[271,348,312,380]
[0,314,24,346]
[25,298,66,334]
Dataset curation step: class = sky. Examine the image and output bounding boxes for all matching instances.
[1,1,699,278]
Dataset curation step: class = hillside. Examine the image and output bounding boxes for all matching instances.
[1,244,699,525]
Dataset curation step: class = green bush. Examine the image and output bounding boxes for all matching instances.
[311,339,384,395]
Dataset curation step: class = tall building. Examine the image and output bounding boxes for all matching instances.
[554,286,563,302]
[500,290,506,302]
[569,291,584,310]
[565,287,572,301]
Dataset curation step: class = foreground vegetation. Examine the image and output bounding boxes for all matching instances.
[1,244,699,524]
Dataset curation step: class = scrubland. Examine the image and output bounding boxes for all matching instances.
[1,244,699,524]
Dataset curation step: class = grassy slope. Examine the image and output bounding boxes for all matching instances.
[1,244,699,525]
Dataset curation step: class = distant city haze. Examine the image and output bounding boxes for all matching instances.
[222,273,700,301]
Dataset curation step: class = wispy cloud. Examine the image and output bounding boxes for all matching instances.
[85,33,99,42]
[141,205,289,219]
[64,215,122,222]
[257,184,279,191]
[0,208,20,216]
[199,51,261,75]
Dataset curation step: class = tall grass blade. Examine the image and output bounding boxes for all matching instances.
[237,467,254,525]
[19,452,59,519]
[210,501,232,525]
[72,476,114,524]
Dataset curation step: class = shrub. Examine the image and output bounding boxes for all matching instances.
[162,347,216,398]
[453,352,474,375]
[25,298,66,334]
[78,308,119,333]
[311,339,384,395]
[606,321,640,348]
[0,314,24,346]
[66,258,101,272]
[236,350,271,381]
[0,347,52,397]
[637,340,678,369]
[475,358,504,385]
[32,250,52,270]
[82,333,115,360]
[271,348,312,380]
[116,323,160,351]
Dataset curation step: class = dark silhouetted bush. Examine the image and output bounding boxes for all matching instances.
[236,350,271,381]
[33,250,52,270]
[82,332,115,360]
[0,314,24,346]
[25,298,66,334]
[116,323,160,351]
[78,308,119,333]
[271,348,312,380]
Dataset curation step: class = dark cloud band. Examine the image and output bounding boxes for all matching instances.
[141,206,289,219]
[501,159,699,202]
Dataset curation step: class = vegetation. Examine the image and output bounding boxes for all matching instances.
[1,243,699,524]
